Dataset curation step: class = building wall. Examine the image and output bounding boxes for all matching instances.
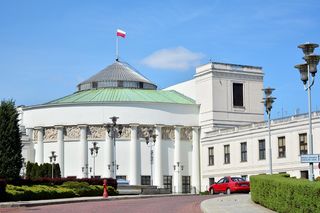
[195,62,264,134]
[22,137,193,180]
[200,112,320,191]
[22,102,199,128]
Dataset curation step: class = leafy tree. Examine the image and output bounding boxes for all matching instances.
[26,161,33,179]
[0,100,23,179]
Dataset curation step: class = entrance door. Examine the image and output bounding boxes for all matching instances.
[163,175,172,192]
[182,176,191,193]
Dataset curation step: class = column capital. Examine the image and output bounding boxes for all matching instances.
[174,125,183,129]
[55,125,64,130]
[192,126,201,130]
[34,126,43,131]
[77,124,87,129]
[129,123,139,128]
[154,124,165,128]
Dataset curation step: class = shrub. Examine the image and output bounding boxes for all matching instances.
[250,174,320,212]
[199,190,209,195]
[6,185,76,201]
[61,181,118,196]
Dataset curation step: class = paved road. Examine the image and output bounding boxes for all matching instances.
[0,195,219,213]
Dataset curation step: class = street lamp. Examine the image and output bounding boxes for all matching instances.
[49,151,57,179]
[295,42,320,181]
[106,116,123,179]
[82,164,92,178]
[145,128,157,186]
[173,162,184,194]
[90,142,99,178]
[262,87,276,175]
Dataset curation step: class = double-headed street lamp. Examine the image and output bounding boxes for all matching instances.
[90,142,100,178]
[295,42,320,181]
[145,128,157,186]
[49,151,57,179]
[106,116,123,180]
[262,87,276,175]
[173,162,184,193]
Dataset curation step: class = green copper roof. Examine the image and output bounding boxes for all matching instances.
[46,88,196,105]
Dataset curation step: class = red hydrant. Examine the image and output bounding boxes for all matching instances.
[103,179,108,198]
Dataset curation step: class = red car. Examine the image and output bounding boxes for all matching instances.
[209,176,250,195]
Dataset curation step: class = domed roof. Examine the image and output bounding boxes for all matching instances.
[77,60,157,91]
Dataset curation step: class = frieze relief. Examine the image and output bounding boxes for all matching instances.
[181,127,192,141]
[44,127,57,142]
[33,130,39,143]
[161,127,175,140]
[64,126,80,140]
[119,126,131,139]
[87,126,105,139]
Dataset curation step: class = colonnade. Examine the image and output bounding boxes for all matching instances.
[29,124,201,193]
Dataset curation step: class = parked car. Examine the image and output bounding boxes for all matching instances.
[208,176,250,195]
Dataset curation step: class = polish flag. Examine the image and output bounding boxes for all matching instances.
[117,29,126,38]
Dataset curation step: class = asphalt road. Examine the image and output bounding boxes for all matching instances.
[0,195,221,213]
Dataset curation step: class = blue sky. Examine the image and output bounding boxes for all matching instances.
[0,0,320,118]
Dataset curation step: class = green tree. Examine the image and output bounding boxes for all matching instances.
[0,100,23,179]
[26,161,33,179]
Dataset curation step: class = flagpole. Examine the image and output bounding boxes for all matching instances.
[116,35,119,61]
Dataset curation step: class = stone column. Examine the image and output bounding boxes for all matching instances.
[129,124,140,185]
[192,126,200,194]
[26,128,35,162]
[174,126,182,193]
[35,127,44,164]
[154,125,163,188]
[55,126,64,177]
[105,128,113,178]
[79,125,88,178]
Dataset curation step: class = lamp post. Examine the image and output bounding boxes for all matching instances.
[82,164,92,178]
[21,158,27,179]
[90,142,100,178]
[295,42,320,181]
[262,87,276,175]
[145,128,157,186]
[49,151,57,179]
[106,116,123,179]
[173,162,184,193]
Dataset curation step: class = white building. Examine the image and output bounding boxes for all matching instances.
[20,57,317,193]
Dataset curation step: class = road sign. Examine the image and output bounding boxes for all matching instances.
[300,154,320,163]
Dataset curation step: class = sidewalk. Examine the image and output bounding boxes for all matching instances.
[200,194,275,213]
[0,193,191,208]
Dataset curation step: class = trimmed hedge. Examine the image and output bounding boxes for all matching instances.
[250,174,320,212]
[7,177,117,189]
[4,182,118,201]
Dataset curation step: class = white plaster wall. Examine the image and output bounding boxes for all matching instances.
[200,114,320,191]
[22,102,199,128]
[164,79,196,101]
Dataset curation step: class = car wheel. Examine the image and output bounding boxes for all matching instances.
[226,188,231,195]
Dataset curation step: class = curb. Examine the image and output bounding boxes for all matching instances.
[0,193,193,208]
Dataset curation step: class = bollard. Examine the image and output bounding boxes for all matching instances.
[103,179,108,198]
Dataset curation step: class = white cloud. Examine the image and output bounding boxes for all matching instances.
[141,47,205,71]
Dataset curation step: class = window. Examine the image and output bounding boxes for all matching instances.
[208,147,214,165]
[233,83,243,107]
[299,133,308,155]
[141,176,151,185]
[116,175,126,180]
[182,176,191,193]
[163,176,172,192]
[118,81,124,87]
[240,142,247,162]
[259,139,266,160]
[301,171,308,179]
[209,178,215,185]
[241,175,248,181]
[224,145,230,164]
[278,137,286,158]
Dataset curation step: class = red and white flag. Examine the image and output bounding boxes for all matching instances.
[117,29,126,38]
